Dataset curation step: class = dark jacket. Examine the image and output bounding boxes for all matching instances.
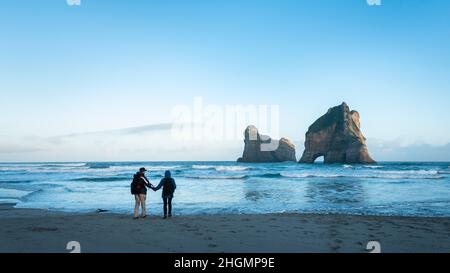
[154,177,177,198]
[130,172,151,195]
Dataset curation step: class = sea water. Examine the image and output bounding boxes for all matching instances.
[1,161,449,217]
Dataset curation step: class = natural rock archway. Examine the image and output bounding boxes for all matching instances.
[299,102,376,164]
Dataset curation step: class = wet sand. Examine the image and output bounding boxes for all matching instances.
[1,205,449,253]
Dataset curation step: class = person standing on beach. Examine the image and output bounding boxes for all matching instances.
[152,170,177,219]
[131,167,153,219]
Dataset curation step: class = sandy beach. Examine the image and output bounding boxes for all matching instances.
[1,204,449,253]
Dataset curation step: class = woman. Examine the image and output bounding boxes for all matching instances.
[130,167,152,219]
[153,170,177,219]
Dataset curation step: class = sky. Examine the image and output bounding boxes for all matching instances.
[1,0,450,162]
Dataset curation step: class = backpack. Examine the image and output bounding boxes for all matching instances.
[130,174,142,194]
[163,178,175,196]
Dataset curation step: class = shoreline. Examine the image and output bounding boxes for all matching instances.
[5,203,450,219]
[1,206,449,253]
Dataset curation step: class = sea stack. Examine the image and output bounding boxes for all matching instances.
[299,102,376,164]
[237,125,296,163]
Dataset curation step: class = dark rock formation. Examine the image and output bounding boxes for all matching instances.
[299,102,376,164]
[237,125,296,163]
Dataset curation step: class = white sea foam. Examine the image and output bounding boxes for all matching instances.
[215,166,249,171]
[192,165,213,170]
[364,165,384,169]
[186,175,247,180]
[379,170,439,175]
[0,163,86,171]
[280,172,343,178]
[279,170,443,180]
[131,165,182,171]
[192,165,249,171]
[4,164,183,174]
[0,166,28,171]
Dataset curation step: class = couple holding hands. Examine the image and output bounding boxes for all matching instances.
[131,167,177,219]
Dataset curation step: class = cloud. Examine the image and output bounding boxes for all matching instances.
[52,123,173,139]
[42,123,173,146]
[120,123,173,135]
[0,123,174,160]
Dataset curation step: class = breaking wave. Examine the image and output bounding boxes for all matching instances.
[192,165,250,171]
[2,161,450,216]
[363,165,384,169]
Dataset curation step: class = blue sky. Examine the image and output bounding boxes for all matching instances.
[1,0,450,162]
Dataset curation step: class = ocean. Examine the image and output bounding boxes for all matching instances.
[1,161,449,217]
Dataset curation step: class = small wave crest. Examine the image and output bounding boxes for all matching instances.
[0,180,33,184]
[0,166,29,172]
[186,175,248,180]
[364,165,384,169]
[39,163,86,168]
[277,170,444,180]
[215,166,249,171]
[86,163,111,169]
[191,165,213,170]
[280,172,344,178]
[380,170,439,175]
[255,173,284,178]
[192,165,250,172]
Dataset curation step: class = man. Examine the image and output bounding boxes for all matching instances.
[130,167,153,219]
[152,170,177,219]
